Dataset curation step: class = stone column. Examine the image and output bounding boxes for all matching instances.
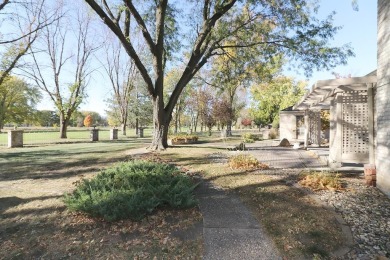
[137,128,144,138]
[329,100,337,163]
[303,110,309,149]
[329,94,343,168]
[8,130,24,148]
[309,110,321,147]
[279,112,297,140]
[367,84,375,165]
[376,0,390,196]
[90,128,99,141]
[110,128,118,140]
[335,94,343,167]
[316,111,322,147]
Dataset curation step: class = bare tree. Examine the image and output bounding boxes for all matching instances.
[101,40,139,135]
[0,0,58,86]
[24,5,99,138]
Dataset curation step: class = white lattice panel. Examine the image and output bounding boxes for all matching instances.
[341,91,369,154]
[308,111,320,145]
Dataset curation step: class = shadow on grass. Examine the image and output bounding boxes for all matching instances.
[0,142,149,181]
[170,145,230,151]
[0,156,128,181]
[0,195,62,213]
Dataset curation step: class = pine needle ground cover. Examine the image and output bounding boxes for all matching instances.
[65,160,199,221]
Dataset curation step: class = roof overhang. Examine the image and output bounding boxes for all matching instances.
[293,73,377,110]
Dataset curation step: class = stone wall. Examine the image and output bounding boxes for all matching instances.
[376,0,390,196]
[279,111,303,140]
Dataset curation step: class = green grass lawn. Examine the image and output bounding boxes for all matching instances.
[0,127,154,146]
[0,125,263,147]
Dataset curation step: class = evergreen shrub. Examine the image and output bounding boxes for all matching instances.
[64,160,198,221]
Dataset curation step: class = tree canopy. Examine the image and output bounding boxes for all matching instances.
[83,0,353,148]
[250,76,307,127]
[0,75,41,129]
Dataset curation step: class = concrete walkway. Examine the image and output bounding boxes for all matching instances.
[195,142,330,260]
[247,146,327,169]
[195,181,281,260]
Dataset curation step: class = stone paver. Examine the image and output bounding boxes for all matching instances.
[195,181,281,260]
[196,140,330,259]
[248,147,327,169]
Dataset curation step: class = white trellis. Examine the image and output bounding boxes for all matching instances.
[292,73,377,167]
[308,110,321,146]
[341,91,369,159]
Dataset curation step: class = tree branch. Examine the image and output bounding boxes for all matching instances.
[124,0,156,54]
[84,0,155,96]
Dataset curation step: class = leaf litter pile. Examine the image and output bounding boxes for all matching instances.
[1,200,203,259]
[299,172,344,191]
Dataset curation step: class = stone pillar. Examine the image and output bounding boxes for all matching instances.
[334,94,343,167]
[329,100,337,164]
[309,110,321,147]
[316,111,321,146]
[262,128,270,139]
[329,95,342,168]
[137,128,144,138]
[90,128,99,141]
[110,128,118,140]
[367,84,375,165]
[303,110,309,149]
[279,112,297,140]
[7,130,23,148]
[376,0,390,196]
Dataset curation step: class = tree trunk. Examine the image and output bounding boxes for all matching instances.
[178,114,181,133]
[121,123,126,135]
[149,96,170,150]
[135,118,139,135]
[0,100,6,130]
[226,121,232,137]
[174,110,178,134]
[0,114,4,130]
[59,114,68,139]
[194,114,198,132]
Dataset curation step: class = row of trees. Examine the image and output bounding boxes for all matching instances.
[0,1,97,136]
[0,68,305,132]
[1,0,354,149]
[85,0,353,149]
[1,100,108,128]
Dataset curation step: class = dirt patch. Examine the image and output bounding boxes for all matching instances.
[1,206,203,259]
[0,143,203,259]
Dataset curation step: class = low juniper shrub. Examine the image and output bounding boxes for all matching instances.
[64,160,198,221]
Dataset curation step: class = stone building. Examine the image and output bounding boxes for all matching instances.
[376,0,390,196]
[279,0,390,196]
